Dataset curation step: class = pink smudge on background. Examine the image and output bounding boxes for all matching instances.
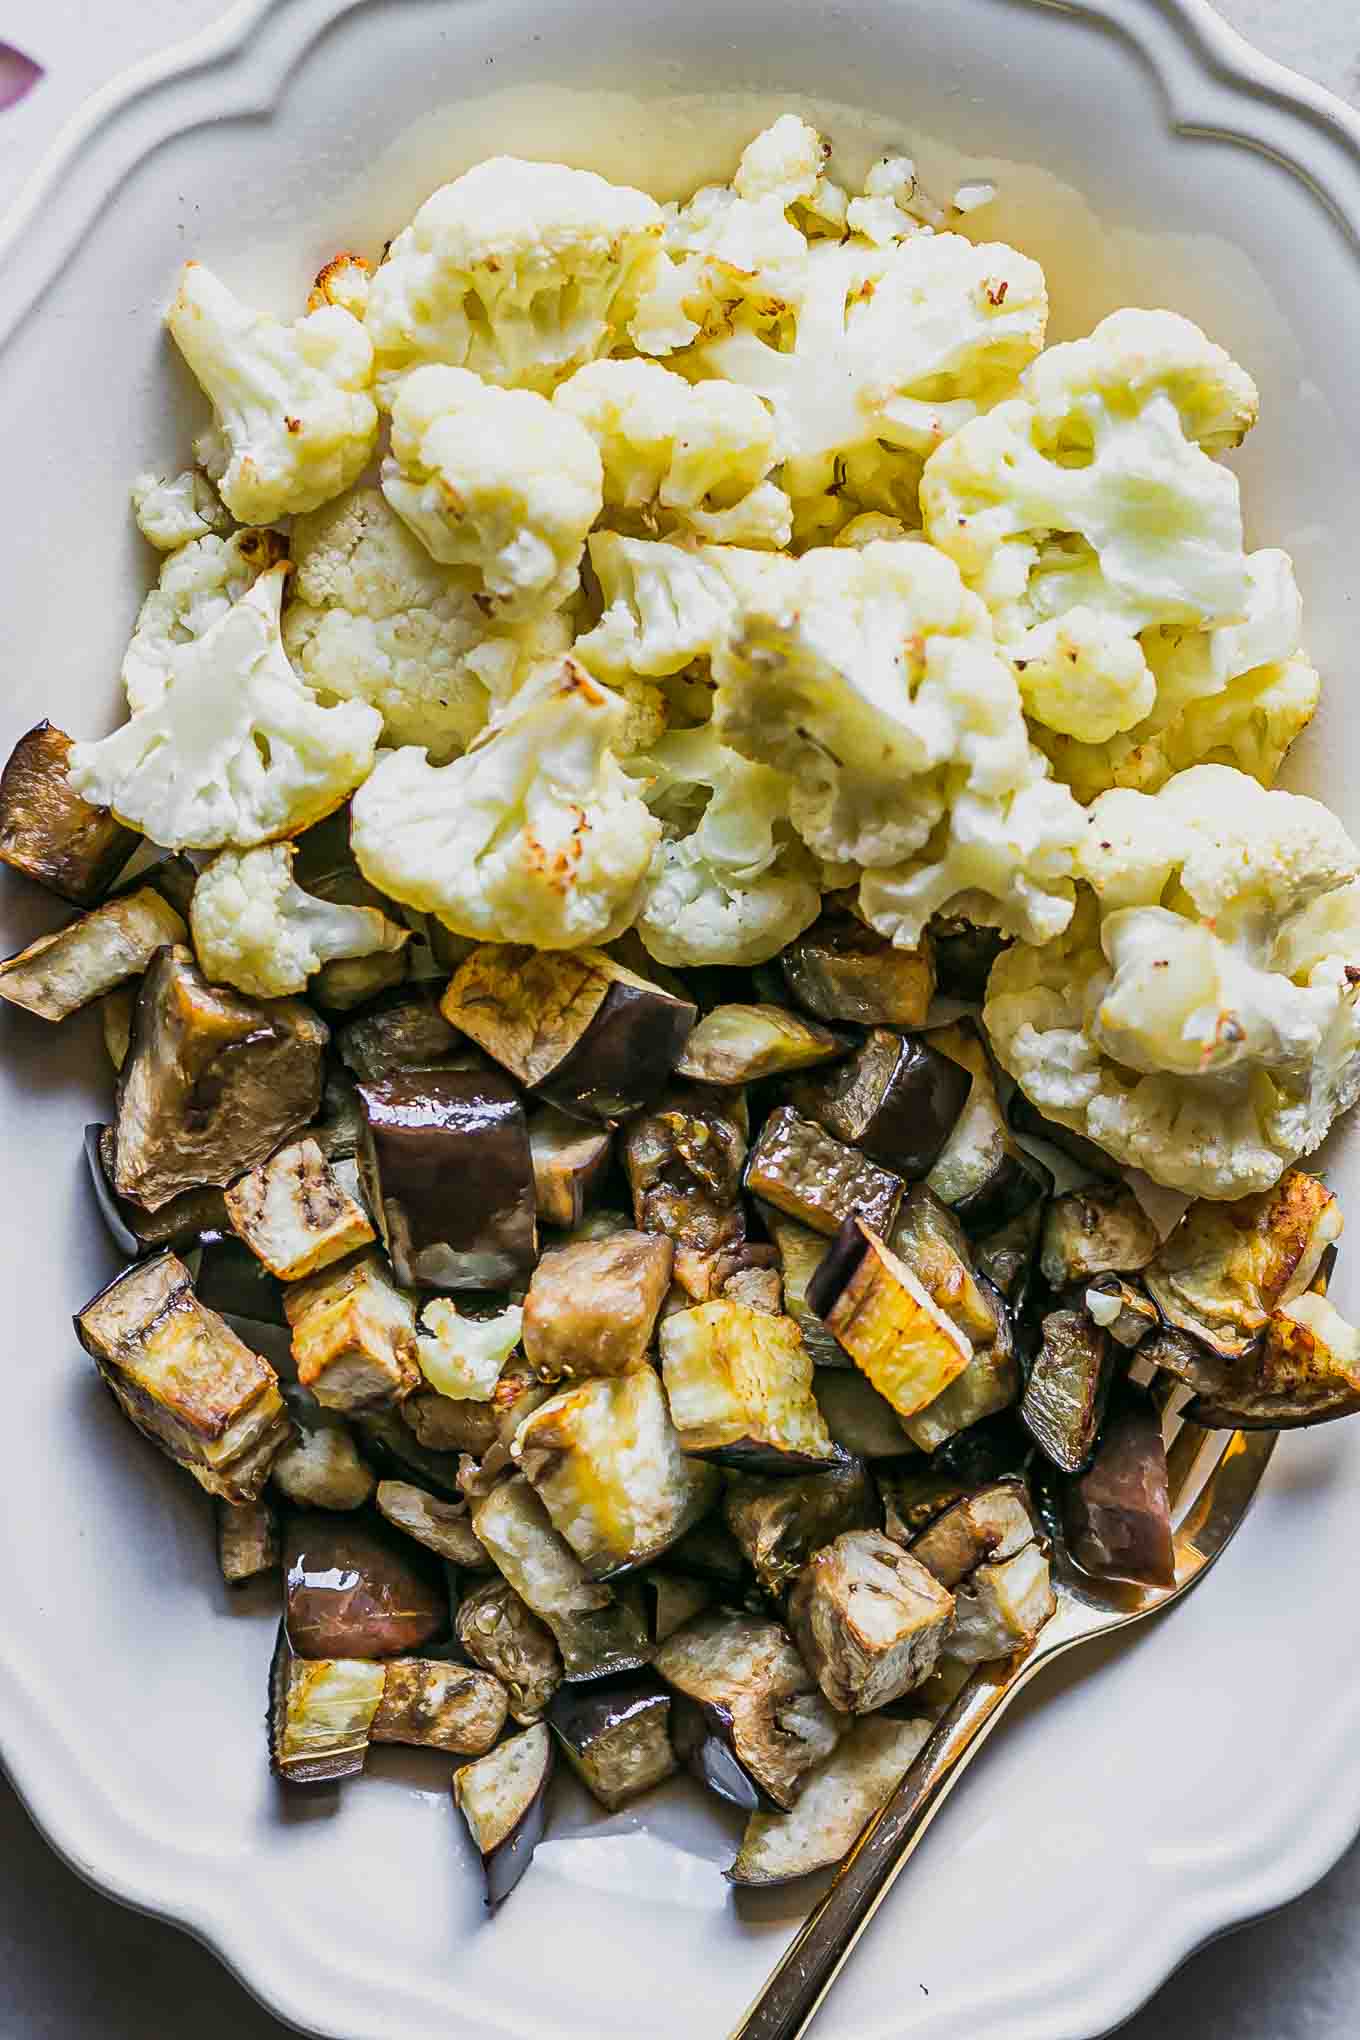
[0,44,42,113]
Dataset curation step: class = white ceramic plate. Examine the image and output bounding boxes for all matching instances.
[4,2,1360,2035]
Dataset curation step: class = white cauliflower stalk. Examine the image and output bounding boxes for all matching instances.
[123,527,286,714]
[167,262,378,522]
[190,842,408,998]
[382,365,602,616]
[633,725,820,966]
[130,470,232,552]
[69,567,382,850]
[350,658,661,947]
[984,765,1360,1196]
[283,487,568,762]
[418,1298,524,1401]
[365,157,663,395]
[554,358,791,547]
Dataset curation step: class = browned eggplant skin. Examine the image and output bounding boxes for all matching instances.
[1021,1309,1115,1473]
[781,912,935,1027]
[337,989,465,1081]
[670,1694,775,1811]
[357,1068,536,1290]
[0,721,138,904]
[723,1458,877,1600]
[790,1030,971,1179]
[283,1510,449,1660]
[546,1672,676,1811]
[623,1085,749,1298]
[541,972,696,1122]
[528,1106,612,1228]
[745,1107,903,1239]
[217,1496,280,1585]
[268,1622,365,1785]
[1061,1383,1174,1587]
[88,1124,231,1256]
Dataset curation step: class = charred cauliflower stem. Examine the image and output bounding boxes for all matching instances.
[12,115,1360,1914]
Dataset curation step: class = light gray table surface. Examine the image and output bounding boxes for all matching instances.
[3,2,1359,2034]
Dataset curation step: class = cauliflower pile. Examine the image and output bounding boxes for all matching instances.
[78,115,1351,1193]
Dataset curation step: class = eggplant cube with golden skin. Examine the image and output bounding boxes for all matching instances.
[225,1136,375,1281]
[890,1187,998,1345]
[789,1531,955,1714]
[372,1660,508,1755]
[75,1252,291,1503]
[790,1029,971,1179]
[903,1276,1019,1453]
[113,945,328,1211]
[1145,1170,1342,1361]
[623,1084,749,1300]
[547,1673,677,1812]
[513,1367,719,1579]
[442,943,696,1124]
[0,720,139,905]
[470,1475,650,1681]
[746,1108,904,1239]
[781,911,935,1027]
[374,1479,489,1568]
[269,1627,387,1785]
[723,1458,877,1601]
[0,886,185,1023]
[1039,1184,1160,1290]
[675,1003,849,1087]
[521,1230,673,1381]
[356,1068,537,1292]
[1183,1291,1360,1429]
[655,1609,844,1812]
[456,1576,562,1724]
[807,1218,974,1421]
[285,1250,421,1413]
[660,1301,837,1470]
[452,1721,555,1908]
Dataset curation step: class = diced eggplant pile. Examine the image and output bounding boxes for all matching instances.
[8,737,1360,1909]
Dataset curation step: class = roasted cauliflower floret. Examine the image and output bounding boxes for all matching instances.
[554,358,791,547]
[382,365,603,615]
[130,469,232,552]
[365,156,664,394]
[69,568,381,850]
[417,1298,524,1401]
[573,533,794,680]
[349,659,660,948]
[629,155,812,357]
[732,114,848,237]
[283,487,565,761]
[190,842,408,998]
[167,262,378,522]
[984,765,1360,1196]
[122,527,287,715]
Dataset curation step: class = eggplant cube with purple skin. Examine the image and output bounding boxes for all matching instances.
[452,1721,555,1907]
[75,1252,292,1503]
[807,1218,974,1421]
[924,1021,1050,1233]
[789,1531,955,1714]
[0,886,185,1023]
[659,1301,838,1470]
[269,1626,387,1785]
[225,1136,375,1281]
[521,1229,673,1381]
[0,720,139,905]
[547,1673,677,1812]
[622,1084,749,1301]
[745,1108,904,1240]
[283,1510,450,1659]
[781,911,934,1027]
[372,1660,508,1755]
[790,1029,971,1178]
[513,1367,719,1579]
[1061,1385,1175,1588]
[284,1251,421,1413]
[527,1105,613,1229]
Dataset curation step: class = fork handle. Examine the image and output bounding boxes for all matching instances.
[729,1657,1040,2040]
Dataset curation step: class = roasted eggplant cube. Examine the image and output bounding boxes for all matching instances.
[925,1022,1050,1232]
[727,1713,931,1887]
[929,917,1008,1003]
[0,887,184,1024]
[791,1031,971,1180]
[548,1673,677,1811]
[656,1610,844,1811]
[75,1253,291,1502]
[113,946,327,1210]
[271,1407,376,1511]
[216,1496,280,1585]
[399,1359,546,1459]
[973,1200,1044,1312]
[442,944,696,1123]
[675,1004,848,1086]
[352,1408,463,1495]
[807,1218,973,1420]
[452,1721,555,1908]
[660,1301,837,1469]
[724,1458,877,1600]
[513,1367,719,1578]
[1145,1170,1342,1361]
[372,1660,508,1754]
[1039,1184,1159,1289]
[746,1108,903,1239]
[357,1068,536,1291]
[622,1085,748,1300]
[311,947,408,1015]
[283,1509,449,1659]
[1084,1275,1160,1350]
[904,1277,1020,1453]
[782,912,934,1027]
[907,1481,1037,1589]
[0,720,139,904]
[285,1251,421,1413]
[1184,1291,1360,1429]
[85,1122,231,1259]
[1020,1308,1114,1473]
[664,1517,752,1591]
[1006,1090,1118,1179]
[470,1476,649,1681]
[456,1576,563,1723]
[760,1205,849,1368]
[790,1531,954,1714]
[719,1248,783,1315]
[945,1544,1056,1664]
[521,1230,672,1381]
[528,1105,612,1229]
[375,1479,489,1568]
[337,988,464,1080]
[225,1137,374,1282]
[811,1369,912,1459]
[268,1624,386,1785]
[100,982,137,1071]
[890,1186,998,1344]
[641,1570,714,1645]
[1061,1384,1174,1587]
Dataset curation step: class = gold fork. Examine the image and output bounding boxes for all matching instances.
[730,1406,1279,2040]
